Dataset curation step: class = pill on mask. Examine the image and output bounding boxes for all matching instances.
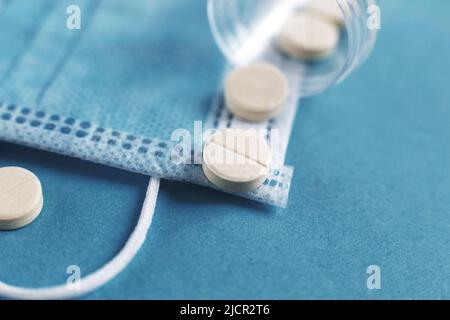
[202,129,271,193]
[277,11,340,61]
[224,63,289,122]
[305,0,344,26]
[0,167,44,230]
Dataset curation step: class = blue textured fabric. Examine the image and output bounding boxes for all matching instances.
[0,0,223,139]
[0,0,293,206]
[0,0,450,299]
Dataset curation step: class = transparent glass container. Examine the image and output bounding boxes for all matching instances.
[207,0,378,97]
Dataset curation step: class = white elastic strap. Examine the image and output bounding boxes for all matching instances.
[0,177,160,300]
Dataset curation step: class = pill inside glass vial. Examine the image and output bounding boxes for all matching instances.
[305,0,345,26]
[0,167,44,230]
[277,10,340,61]
[275,0,345,62]
[208,0,378,96]
[225,63,289,122]
[202,129,271,193]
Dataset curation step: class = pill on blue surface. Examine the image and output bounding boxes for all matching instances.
[202,129,271,193]
[225,63,289,122]
[0,167,43,230]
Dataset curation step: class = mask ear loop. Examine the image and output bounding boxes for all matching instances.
[0,177,160,300]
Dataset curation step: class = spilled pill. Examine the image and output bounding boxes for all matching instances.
[225,63,289,122]
[202,129,271,193]
[277,11,340,61]
[0,167,43,230]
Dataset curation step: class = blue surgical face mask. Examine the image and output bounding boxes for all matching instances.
[0,0,300,300]
[0,0,294,207]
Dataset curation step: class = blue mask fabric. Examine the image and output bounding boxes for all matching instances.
[0,0,295,207]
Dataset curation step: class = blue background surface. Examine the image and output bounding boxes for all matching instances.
[1,0,450,299]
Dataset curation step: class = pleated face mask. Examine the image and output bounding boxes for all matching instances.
[0,0,302,299]
[0,0,296,208]
[0,0,379,299]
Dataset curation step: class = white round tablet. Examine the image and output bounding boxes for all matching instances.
[225,63,289,122]
[0,167,43,230]
[202,129,271,193]
[277,11,340,60]
[305,0,344,26]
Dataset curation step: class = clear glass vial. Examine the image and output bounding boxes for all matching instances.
[208,0,378,96]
